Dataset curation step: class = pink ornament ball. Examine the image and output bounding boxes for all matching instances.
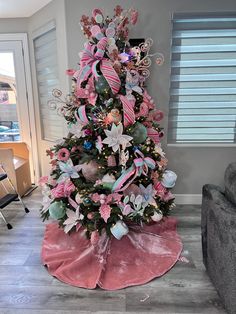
[80,160,99,182]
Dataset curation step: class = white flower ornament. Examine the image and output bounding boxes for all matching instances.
[102,123,133,152]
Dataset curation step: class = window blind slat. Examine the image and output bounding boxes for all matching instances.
[170,101,236,109]
[173,29,236,38]
[170,108,236,115]
[170,94,236,102]
[170,87,236,95]
[173,37,236,46]
[171,121,236,128]
[172,59,236,67]
[173,52,236,61]
[172,66,236,75]
[171,74,236,82]
[172,45,236,53]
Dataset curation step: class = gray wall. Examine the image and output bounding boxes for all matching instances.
[0,18,28,33]
[64,0,236,194]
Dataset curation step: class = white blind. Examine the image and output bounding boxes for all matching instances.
[33,26,64,141]
[168,13,236,144]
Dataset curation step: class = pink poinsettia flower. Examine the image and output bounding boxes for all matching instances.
[51,183,65,198]
[38,176,48,186]
[99,204,111,222]
[57,148,70,161]
[163,191,175,202]
[64,180,76,196]
[51,180,75,198]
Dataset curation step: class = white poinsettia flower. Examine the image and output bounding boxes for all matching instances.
[154,144,165,157]
[57,159,80,183]
[68,122,84,138]
[63,207,84,233]
[102,123,133,152]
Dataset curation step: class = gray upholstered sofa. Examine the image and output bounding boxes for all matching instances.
[202,162,236,314]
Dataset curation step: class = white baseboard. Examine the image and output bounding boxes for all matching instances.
[174,194,202,205]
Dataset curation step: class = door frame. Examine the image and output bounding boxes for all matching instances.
[0,33,39,183]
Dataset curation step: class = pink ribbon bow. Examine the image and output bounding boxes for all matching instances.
[77,38,121,95]
[112,149,156,192]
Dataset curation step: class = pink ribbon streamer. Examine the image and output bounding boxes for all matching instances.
[100,59,121,95]
[119,95,136,127]
[77,105,89,124]
[112,150,156,192]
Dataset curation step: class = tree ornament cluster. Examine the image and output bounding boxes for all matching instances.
[40,6,177,241]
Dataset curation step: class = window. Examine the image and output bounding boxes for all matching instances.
[168,14,236,144]
[33,21,64,141]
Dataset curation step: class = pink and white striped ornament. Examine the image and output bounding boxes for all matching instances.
[119,95,135,127]
[107,155,116,167]
[147,128,161,144]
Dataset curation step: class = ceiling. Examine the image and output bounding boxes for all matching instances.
[0,0,53,18]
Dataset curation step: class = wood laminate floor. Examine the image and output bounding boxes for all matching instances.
[0,189,226,314]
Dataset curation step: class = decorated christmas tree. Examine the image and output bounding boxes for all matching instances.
[40,5,177,242]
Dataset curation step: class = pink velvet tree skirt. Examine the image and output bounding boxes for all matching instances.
[41,217,183,290]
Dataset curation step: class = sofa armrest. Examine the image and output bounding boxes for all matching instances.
[201,184,236,268]
[203,184,236,214]
[202,184,224,199]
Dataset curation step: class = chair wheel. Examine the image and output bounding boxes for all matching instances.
[7,223,13,230]
[25,207,30,213]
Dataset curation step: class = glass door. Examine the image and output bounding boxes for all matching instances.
[0,41,31,145]
[0,51,19,142]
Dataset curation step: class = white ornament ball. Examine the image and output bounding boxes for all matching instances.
[151,212,163,222]
[110,220,129,240]
[161,170,177,188]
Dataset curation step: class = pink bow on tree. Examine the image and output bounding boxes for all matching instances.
[112,150,156,192]
[77,37,121,95]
